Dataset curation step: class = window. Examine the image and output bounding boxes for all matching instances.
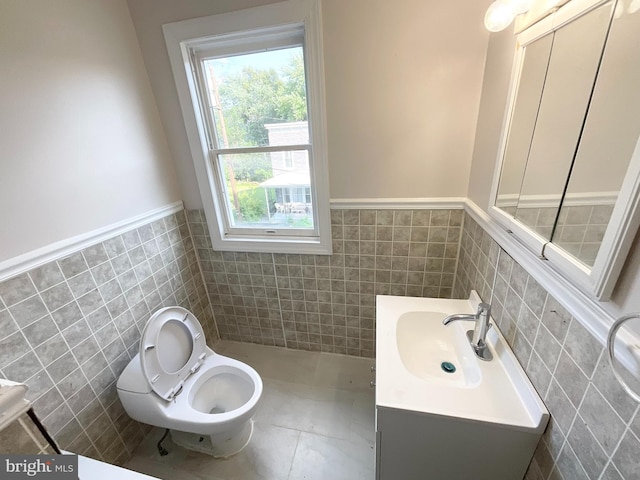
[283,151,294,170]
[163,0,331,254]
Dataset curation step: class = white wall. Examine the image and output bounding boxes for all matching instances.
[467,28,516,210]
[0,0,181,263]
[126,0,492,204]
[322,0,490,199]
[125,0,281,209]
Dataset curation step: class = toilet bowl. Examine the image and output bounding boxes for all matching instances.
[116,306,263,457]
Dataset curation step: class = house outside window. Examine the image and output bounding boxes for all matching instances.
[163,0,331,254]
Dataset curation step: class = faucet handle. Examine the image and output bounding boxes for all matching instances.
[477,302,491,316]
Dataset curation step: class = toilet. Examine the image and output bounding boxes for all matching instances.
[116,306,263,458]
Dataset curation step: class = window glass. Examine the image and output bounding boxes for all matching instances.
[203,47,308,149]
[218,150,313,230]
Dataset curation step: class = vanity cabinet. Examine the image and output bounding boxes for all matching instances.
[374,406,541,480]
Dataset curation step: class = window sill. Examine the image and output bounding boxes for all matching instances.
[210,234,332,255]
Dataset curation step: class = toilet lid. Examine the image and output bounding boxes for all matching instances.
[139,306,207,401]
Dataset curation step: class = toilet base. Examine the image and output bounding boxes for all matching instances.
[169,420,254,458]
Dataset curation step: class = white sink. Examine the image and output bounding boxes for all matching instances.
[374,291,549,480]
[396,311,481,388]
[376,291,548,431]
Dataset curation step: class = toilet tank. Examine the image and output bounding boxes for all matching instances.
[117,354,165,427]
[117,353,151,394]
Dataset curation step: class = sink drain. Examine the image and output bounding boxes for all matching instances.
[441,361,456,373]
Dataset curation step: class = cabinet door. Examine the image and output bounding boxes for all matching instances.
[514,1,614,238]
[375,429,382,480]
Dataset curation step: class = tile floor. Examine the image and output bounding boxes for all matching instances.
[124,341,376,480]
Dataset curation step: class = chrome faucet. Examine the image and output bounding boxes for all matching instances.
[443,303,493,361]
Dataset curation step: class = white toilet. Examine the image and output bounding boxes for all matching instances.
[116,306,263,457]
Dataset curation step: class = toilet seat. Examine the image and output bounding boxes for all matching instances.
[139,306,207,401]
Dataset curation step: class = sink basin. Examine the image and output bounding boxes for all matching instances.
[376,290,548,431]
[396,311,481,387]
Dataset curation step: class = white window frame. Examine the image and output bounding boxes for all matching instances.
[163,0,332,254]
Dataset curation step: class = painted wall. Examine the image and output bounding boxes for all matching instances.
[466,28,516,211]
[126,0,492,205]
[125,0,282,209]
[0,0,181,263]
[322,0,490,199]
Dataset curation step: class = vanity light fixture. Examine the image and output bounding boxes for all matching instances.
[484,0,534,32]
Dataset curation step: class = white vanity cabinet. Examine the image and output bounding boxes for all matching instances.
[374,406,542,480]
[374,293,549,480]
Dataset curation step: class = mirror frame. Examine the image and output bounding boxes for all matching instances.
[489,0,640,301]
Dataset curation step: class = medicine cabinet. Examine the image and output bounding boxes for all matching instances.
[490,0,640,301]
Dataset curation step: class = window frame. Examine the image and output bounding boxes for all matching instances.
[163,0,332,254]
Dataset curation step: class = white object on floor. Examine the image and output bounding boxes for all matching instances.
[65,452,159,480]
[117,306,263,457]
[0,379,30,431]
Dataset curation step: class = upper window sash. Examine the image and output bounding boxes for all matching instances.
[191,25,305,62]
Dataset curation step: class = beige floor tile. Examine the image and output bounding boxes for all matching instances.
[349,393,376,446]
[288,431,375,480]
[254,379,315,430]
[181,422,300,480]
[313,353,375,393]
[304,386,357,440]
[123,429,212,480]
[255,378,371,442]
[216,340,320,385]
[125,423,300,480]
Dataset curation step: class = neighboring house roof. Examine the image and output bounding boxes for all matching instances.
[260,171,310,188]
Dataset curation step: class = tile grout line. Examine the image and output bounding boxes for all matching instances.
[451,211,464,299]
[591,382,640,479]
[21,267,106,459]
[272,253,289,350]
[184,212,220,343]
[543,345,594,480]
[71,232,152,457]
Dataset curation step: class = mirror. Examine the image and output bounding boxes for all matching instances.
[514,1,614,239]
[553,2,640,266]
[495,33,553,217]
[491,0,640,299]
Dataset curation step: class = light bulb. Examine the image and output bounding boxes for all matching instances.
[484,0,516,32]
[509,0,534,15]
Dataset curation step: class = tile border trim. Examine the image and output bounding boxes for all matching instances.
[330,197,466,209]
[0,201,185,283]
